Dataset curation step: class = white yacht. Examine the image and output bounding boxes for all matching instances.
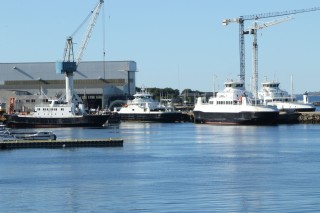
[193,80,279,124]
[258,81,315,112]
[116,89,182,122]
[13,131,57,140]
[0,124,10,137]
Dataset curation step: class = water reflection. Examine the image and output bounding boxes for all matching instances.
[2,123,320,212]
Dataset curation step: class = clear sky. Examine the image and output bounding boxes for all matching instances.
[1,0,320,94]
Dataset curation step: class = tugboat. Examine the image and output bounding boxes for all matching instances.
[258,81,315,112]
[193,80,279,125]
[116,88,182,122]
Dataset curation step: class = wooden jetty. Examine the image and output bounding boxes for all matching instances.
[0,138,123,149]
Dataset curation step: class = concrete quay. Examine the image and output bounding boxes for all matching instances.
[297,112,320,124]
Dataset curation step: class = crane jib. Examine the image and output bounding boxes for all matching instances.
[222,6,320,88]
[242,7,320,20]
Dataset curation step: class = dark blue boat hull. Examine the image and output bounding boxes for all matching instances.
[4,113,120,128]
[193,111,279,125]
[119,112,182,122]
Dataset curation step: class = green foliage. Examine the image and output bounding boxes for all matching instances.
[136,87,179,100]
[136,87,206,104]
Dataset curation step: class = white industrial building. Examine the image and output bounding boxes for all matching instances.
[0,61,137,113]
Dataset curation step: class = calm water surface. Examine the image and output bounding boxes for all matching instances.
[1,122,320,212]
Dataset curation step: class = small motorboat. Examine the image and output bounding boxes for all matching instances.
[13,131,57,140]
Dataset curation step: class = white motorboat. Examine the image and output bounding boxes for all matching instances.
[258,81,315,112]
[12,131,57,140]
[116,89,182,122]
[193,80,279,124]
[0,124,11,137]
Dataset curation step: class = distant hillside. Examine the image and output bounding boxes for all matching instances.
[307,92,320,96]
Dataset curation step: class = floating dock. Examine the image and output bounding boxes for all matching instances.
[0,138,123,149]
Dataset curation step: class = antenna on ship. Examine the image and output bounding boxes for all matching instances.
[213,74,217,97]
[291,74,294,101]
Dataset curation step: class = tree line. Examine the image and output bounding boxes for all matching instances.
[136,87,206,104]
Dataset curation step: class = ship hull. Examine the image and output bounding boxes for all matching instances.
[4,113,120,128]
[193,111,279,125]
[266,101,316,112]
[119,112,182,122]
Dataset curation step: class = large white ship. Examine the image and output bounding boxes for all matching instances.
[116,89,182,122]
[193,80,279,124]
[258,81,315,112]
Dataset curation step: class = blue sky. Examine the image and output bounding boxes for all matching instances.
[1,0,320,94]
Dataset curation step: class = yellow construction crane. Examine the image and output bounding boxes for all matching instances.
[246,16,293,98]
[222,7,320,88]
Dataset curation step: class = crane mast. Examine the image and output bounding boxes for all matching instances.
[246,17,292,98]
[222,6,320,88]
[56,0,104,104]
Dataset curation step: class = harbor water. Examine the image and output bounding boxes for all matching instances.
[1,122,320,212]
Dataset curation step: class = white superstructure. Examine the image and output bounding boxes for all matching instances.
[258,81,315,112]
[193,80,279,124]
[116,88,182,122]
[118,89,175,113]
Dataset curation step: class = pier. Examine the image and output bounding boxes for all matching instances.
[298,112,320,123]
[0,138,123,149]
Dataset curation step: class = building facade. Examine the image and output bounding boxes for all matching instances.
[0,61,137,113]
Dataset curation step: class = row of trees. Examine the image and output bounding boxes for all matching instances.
[136,87,206,105]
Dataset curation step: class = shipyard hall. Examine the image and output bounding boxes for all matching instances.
[0,61,137,113]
